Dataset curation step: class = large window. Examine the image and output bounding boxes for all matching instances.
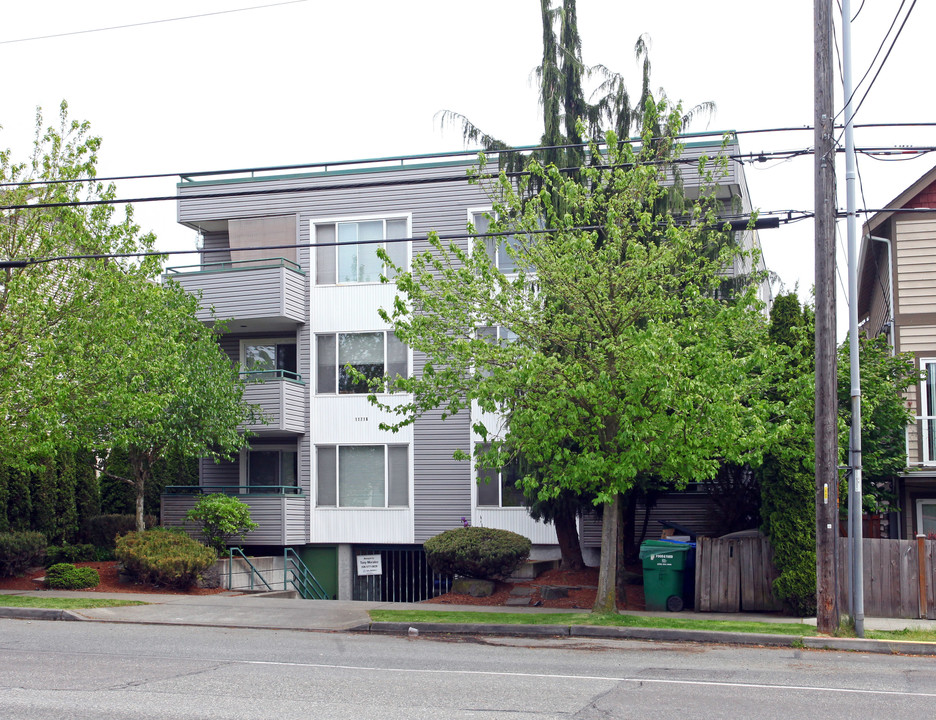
[472,210,520,273]
[246,446,298,493]
[316,331,407,394]
[476,445,525,507]
[315,218,408,284]
[316,445,409,508]
[922,360,936,464]
[917,500,936,537]
[241,338,298,380]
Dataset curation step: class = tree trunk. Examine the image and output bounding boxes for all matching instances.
[554,505,585,571]
[135,477,146,532]
[592,494,620,614]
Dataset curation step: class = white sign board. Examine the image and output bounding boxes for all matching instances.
[356,554,382,576]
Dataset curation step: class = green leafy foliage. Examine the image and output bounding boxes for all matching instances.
[0,531,47,577]
[758,293,817,615]
[184,494,259,556]
[115,528,216,589]
[424,527,532,580]
[45,563,100,590]
[80,514,154,549]
[377,108,772,613]
[45,544,97,566]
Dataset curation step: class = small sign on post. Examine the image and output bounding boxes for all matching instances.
[356,554,382,576]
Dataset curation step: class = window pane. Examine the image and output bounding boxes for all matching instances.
[316,335,337,394]
[337,223,359,282]
[501,459,525,507]
[385,218,407,278]
[477,467,499,506]
[388,446,408,506]
[316,224,336,285]
[316,446,337,506]
[356,221,384,283]
[498,236,519,273]
[249,451,279,490]
[245,344,276,372]
[339,446,385,507]
[280,450,298,488]
[386,332,407,382]
[276,343,297,378]
[338,332,384,394]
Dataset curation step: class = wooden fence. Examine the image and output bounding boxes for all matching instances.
[694,536,783,612]
[837,537,936,619]
[695,535,936,618]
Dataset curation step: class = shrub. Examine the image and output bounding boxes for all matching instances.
[45,543,97,567]
[184,494,258,556]
[45,563,100,590]
[0,531,47,577]
[424,527,531,580]
[115,528,216,588]
[81,514,156,548]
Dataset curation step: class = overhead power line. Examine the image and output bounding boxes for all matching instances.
[0,1,308,45]
[2,125,935,190]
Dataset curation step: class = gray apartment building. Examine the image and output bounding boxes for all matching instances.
[161,137,769,600]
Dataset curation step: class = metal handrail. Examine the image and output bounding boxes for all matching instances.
[166,257,302,274]
[229,548,273,593]
[239,369,305,384]
[284,548,329,600]
[163,485,304,496]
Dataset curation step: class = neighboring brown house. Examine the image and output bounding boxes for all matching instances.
[858,163,936,538]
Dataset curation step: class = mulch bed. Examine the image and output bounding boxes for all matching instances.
[0,561,226,596]
[423,566,645,611]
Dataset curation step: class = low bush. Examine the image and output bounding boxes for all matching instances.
[81,514,155,548]
[0,531,48,578]
[115,528,216,588]
[424,527,531,580]
[184,494,258,556]
[45,563,100,590]
[45,544,97,567]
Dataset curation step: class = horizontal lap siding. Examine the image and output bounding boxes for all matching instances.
[580,492,722,547]
[200,457,238,489]
[172,267,306,324]
[896,217,936,314]
[161,494,307,546]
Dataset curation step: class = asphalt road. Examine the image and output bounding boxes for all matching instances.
[1,619,934,719]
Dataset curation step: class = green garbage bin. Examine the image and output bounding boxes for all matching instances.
[640,540,691,612]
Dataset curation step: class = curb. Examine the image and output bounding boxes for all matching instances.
[802,636,936,656]
[0,607,82,622]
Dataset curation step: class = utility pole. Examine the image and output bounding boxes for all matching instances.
[842,0,865,638]
[814,0,840,634]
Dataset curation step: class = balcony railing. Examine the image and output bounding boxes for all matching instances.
[240,369,304,384]
[164,485,303,496]
[165,257,302,275]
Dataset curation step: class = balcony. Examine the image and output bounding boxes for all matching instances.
[241,371,307,436]
[165,258,307,332]
[161,486,308,546]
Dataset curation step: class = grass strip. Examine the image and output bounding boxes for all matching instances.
[368,609,810,636]
[0,596,146,610]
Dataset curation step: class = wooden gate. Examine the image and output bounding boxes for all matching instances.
[694,536,783,612]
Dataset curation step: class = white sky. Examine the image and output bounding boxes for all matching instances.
[2,0,934,335]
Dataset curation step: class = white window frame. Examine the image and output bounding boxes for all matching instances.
[239,443,299,492]
[313,214,411,285]
[239,337,299,380]
[315,444,410,508]
[915,499,936,537]
[315,330,407,395]
[920,358,936,465]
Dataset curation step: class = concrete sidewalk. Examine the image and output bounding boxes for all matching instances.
[2,588,935,656]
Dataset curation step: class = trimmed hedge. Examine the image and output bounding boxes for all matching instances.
[45,563,100,590]
[424,527,531,580]
[115,528,216,589]
[46,543,98,567]
[0,531,47,577]
[81,514,155,548]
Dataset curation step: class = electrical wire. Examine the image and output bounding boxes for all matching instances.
[0,1,308,46]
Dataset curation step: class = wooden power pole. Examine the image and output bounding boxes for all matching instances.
[814,0,840,634]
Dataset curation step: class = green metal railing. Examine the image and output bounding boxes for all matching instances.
[165,257,303,275]
[239,369,305,384]
[285,548,329,600]
[228,548,273,593]
[164,485,303,496]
